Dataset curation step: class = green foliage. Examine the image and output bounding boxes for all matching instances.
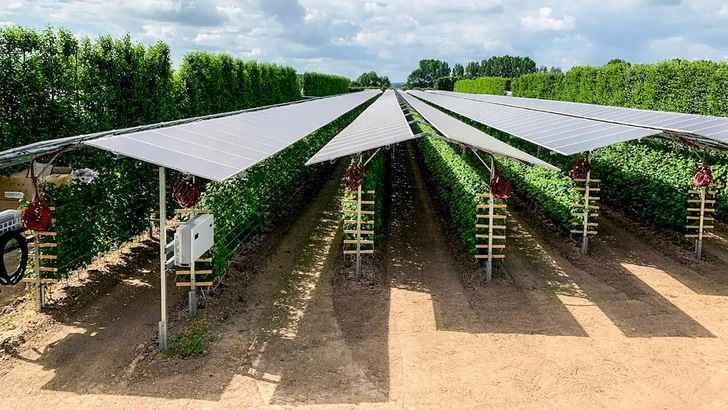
[197,98,376,276]
[406,59,451,89]
[434,76,461,91]
[496,158,576,227]
[462,56,538,79]
[177,53,300,117]
[44,158,157,277]
[168,317,211,359]
[416,137,487,252]
[512,59,728,115]
[454,77,509,94]
[302,72,350,96]
[352,71,390,88]
[452,63,465,78]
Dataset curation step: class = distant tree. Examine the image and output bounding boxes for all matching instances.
[607,58,630,66]
[463,55,539,78]
[453,63,464,77]
[464,61,480,78]
[352,71,391,88]
[406,59,450,88]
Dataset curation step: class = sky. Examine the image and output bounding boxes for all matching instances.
[1,0,727,82]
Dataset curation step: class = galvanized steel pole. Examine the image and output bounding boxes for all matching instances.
[158,167,168,352]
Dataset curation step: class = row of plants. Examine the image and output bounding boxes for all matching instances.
[453,77,510,94]
[512,59,728,116]
[1,27,346,277]
[302,72,350,96]
[197,97,377,276]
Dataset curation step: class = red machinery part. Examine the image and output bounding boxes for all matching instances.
[569,158,592,180]
[174,177,201,208]
[489,175,512,199]
[22,203,53,232]
[346,162,365,190]
[692,167,714,187]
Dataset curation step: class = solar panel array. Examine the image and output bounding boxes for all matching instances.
[399,91,557,170]
[434,90,728,145]
[409,90,657,155]
[87,90,382,181]
[306,90,415,165]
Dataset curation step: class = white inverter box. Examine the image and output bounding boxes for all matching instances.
[174,214,214,267]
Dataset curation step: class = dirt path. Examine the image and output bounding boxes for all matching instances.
[385,142,728,408]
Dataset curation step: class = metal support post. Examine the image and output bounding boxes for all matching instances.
[581,152,592,255]
[486,156,495,283]
[696,187,706,259]
[158,166,168,352]
[355,183,363,281]
[34,232,42,311]
[189,176,197,317]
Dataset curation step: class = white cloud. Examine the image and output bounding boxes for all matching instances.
[521,7,576,32]
[649,36,728,61]
[2,0,728,81]
[717,4,728,17]
[0,21,15,26]
[138,23,175,42]
[192,32,221,46]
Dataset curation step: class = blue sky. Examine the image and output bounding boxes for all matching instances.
[1,0,727,82]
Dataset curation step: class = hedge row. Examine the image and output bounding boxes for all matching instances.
[416,136,486,252]
[512,60,728,116]
[453,77,510,95]
[1,27,305,277]
[198,97,376,277]
[302,72,350,96]
[178,52,300,118]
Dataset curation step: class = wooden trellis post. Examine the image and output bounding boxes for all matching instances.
[23,210,59,311]
[342,189,375,280]
[686,185,717,259]
[474,155,506,283]
[571,157,600,254]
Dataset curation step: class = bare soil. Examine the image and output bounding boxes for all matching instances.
[0,143,727,408]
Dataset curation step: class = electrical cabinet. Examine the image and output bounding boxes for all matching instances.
[174,214,214,267]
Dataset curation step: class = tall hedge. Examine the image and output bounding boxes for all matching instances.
[1,27,305,277]
[512,60,728,115]
[302,72,349,96]
[454,77,510,95]
[177,53,300,117]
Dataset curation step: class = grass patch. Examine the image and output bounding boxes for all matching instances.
[167,317,212,359]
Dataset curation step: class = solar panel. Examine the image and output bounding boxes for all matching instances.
[410,91,657,155]
[399,91,558,170]
[87,90,382,181]
[434,90,728,145]
[306,90,415,165]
